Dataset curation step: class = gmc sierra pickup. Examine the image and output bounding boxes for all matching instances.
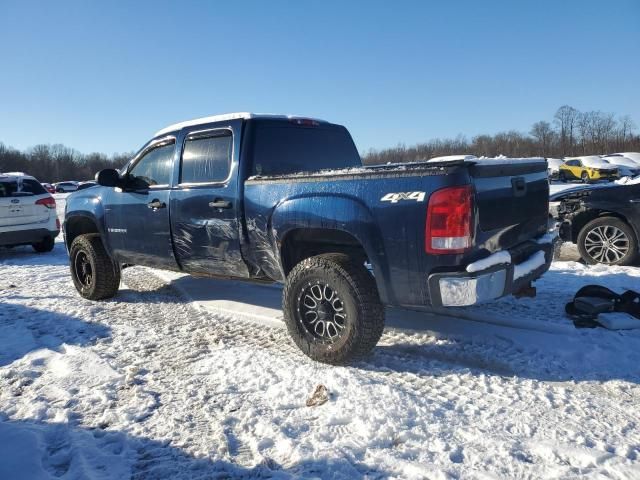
[64,113,553,364]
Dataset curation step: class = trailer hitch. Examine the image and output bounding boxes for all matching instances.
[513,282,537,299]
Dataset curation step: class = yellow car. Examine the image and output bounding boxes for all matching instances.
[558,157,619,183]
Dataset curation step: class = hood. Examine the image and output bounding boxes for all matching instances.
[583,162,617,170]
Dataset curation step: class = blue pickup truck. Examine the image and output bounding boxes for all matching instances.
[64,113,553,364]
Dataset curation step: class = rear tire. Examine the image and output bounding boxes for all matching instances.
[577,217,638,266]
[32,236,55,253]
[70,234,120,300]
[283,253,384,364]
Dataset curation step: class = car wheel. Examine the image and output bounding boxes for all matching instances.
[32,236,55,253]
[577,217,638,266]
[581,171,590,183]
[70,234,121,300]
[559,171,567,182]
[283,253,384,364]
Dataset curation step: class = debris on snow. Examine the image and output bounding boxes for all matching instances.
[306,384,329,407]
[597,312,640,330]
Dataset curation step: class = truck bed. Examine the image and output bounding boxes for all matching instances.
[243,158,549,307]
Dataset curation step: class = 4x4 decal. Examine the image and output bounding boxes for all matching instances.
[380,191,426,203]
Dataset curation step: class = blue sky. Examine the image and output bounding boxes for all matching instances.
[1,0,638,155]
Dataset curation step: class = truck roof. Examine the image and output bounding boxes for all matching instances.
[154,112,328,138]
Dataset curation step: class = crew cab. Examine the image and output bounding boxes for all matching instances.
[64,113,554,363]
[1,172,59,252]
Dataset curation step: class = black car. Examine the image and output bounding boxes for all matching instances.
[551,180,640,265]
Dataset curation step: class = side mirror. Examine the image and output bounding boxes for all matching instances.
[95,169,120,187]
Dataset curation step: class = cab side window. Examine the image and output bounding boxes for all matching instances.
[129,142,175,187]
[180,132,232,184]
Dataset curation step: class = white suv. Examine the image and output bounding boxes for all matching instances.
[0,172,60,252]
[53,181,79,193]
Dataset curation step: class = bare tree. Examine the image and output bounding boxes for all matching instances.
[617,115,636,151]
[0,143,131,182]
[2,105,638,173]
[362,105,639,165]
[530,121,555,156]
[554,105,579,156]
[577,111,616,154]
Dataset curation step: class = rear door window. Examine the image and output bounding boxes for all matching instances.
[180,131,233,184]
[0,179,46,197]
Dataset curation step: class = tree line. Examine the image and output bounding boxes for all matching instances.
[0,143,131,183]
[363,105,640,165]
[1,105,638,181]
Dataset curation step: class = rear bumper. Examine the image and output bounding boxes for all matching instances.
[427,240,554,307]
[0,228,60,247]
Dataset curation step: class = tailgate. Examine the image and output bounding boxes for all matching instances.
[0,196,50,227]
[470,160,548,250]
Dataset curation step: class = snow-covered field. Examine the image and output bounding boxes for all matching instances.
[2,232,640,479]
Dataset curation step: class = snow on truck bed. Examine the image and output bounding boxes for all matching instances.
[428,155,547,165]
[1,242,640,479]
[247,157,546,182]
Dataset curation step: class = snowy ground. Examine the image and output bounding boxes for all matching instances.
[2,236,640,479]
[0,194,639,478]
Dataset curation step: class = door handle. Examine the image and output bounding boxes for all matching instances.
[209,199,232,209]
[147,199,166,210]
[511,177,527,197]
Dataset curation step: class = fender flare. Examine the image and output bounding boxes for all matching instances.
[63,194,113,258]
[271,194,394,304]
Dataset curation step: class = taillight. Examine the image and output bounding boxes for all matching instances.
[36,196,56,209]
[425,185,473,254]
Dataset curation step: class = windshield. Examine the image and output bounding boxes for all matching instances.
[0,179,47,197]
[605,157,639,167]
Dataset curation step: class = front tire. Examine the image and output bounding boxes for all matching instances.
[283,253,384,364]
[70,234,121,300]
[559,171,567,182]
[577,217,638,266]
[581,171,590,183]
[32,236,54,253]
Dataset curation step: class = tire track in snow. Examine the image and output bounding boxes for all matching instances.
[125,267,640,476]
[3,246,640,479]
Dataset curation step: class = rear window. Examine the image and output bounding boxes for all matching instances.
[250,122,361,176]
[0,179,47,197]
